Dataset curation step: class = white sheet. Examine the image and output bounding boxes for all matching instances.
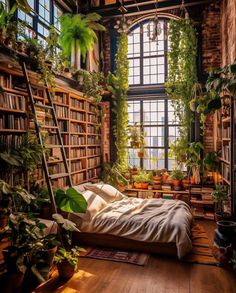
[74,197,193,259]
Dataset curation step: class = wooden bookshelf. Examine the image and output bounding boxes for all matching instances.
[0,60,103,188]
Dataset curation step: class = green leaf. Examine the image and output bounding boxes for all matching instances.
[54,187,87,213]
[205,98,221,114]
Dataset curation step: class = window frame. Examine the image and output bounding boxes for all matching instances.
[128,18,169,87]
[127,96,181,171]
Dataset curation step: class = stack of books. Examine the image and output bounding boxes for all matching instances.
[161,185,171,191]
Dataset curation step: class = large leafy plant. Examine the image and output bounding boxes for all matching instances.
[59,13,105,69]
[54,246,84,270]
[107,33,129,169]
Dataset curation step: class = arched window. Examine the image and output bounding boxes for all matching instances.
[128,18,168,86]
[127,17,181,170]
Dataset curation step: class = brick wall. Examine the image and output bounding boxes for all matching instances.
[221,0,236,66]
[100,101,110,163]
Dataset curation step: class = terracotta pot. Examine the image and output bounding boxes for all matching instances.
[153,176,162,181]
[141,183,149,189]
[0,216,8,229]
[57,261,76,279]
[190,176,195,185]
[134,182,142,189]
[138,151,144,158]
[162,175,169,182]
[131,170,138,175]
[172,179,181,187]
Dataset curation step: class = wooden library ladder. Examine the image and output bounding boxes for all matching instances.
[21,62,72,213]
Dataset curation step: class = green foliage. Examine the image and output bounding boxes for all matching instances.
[0,2,16,28]
[170,169,185,180]
[169,137,189,165]
[166,19,197,148]
[133,171,152,183]
[54,187,87,213]
[212,184,227,203]
[107,33,129,169]
[73,69,105,103]
[186,141,204,169]
[203,151,220,171]
[100,162,129,187]
[16,0,31,14]
[128,123,145,150]
[54,246,84,269]
[59,13,105,64]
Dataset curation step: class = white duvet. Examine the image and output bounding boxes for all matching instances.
[75,197,193,259]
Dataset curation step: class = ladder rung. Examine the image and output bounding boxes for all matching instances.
[41,125,58,129]
[35,104,53,110]
[49,173,69,180]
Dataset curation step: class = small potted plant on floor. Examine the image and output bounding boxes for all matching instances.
[54,246,84,279]
[212,185,231,222]
[171,169,185,188]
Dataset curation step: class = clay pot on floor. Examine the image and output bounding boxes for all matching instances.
[57,261,76,279]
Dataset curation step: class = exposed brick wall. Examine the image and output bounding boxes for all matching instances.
[221,0,236,66]
[100,101,110,163]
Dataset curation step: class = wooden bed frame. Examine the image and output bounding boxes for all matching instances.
[73,232,178,257]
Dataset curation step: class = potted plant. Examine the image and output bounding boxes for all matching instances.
[212,185,231,221]
[182,177,190,190]
[54,246,84,279]
[0,180,12,229]
[100,162,129,189]
[170,169,185,187]
[59,13,105,70]
[133,172,152,189]
[161,169,169,182]
[128,123,142,149]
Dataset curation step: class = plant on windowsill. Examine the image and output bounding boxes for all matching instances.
[133,172,152,190]
[170,169,185,187]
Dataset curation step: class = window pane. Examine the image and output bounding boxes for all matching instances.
[128,149,140,168]
[143,149,165,170]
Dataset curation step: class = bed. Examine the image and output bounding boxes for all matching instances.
[70,184,193,259]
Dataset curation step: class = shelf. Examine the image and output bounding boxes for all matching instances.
[0,107,26,114]
[71,169,87,174]
[57,117,70,121]
[70,132,86,135]
[190,199,214,205]
[125,188,189,194]
[88,154,102,158]
[222,117,230,123]
[2,86,28,96]
[0,129,26,132]
[223,178,230,185]
[70,156,87,161]
[70,107,86,112]
[70,119,86,124]
[53,101,69,107]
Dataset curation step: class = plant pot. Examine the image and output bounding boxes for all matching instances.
[130,142,140,148]
[141,183,149,189]
[215,212,232,222]
[40,202,52,219]
[162,175,169,182]
[182,179,190,190]
[57,261,76,279]
[131,170,138,175]
[134,182,142,189]
[172,179,181,187]
[190,176,195,185]
[0,215,8,229]
[153,176,162,181]
[44,245,57,267]
[6,272,25,291]
[217,221,236,235]
[138,151,144,158]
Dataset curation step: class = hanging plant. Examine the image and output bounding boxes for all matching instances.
[59,13,105,70]
[107,33,129,170]
[166,19,197,139]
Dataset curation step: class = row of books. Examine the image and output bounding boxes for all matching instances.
[88,104,97,113]
[72,172,86,185]
[87,125,101,134]
[49,163,65,175]
[87,147,101,156]
[88,114,99,123]
[54,93,68,105]
[202,193,213,201]
[71,135,86,145]
[88,167,101,179]
[70,111,86,121]
[70,123,85,133]
[58,120,69,132]
[0,93,26,111]
[192,207,214,220]
[87,136,101,144]
[71,161,84,172]
[222,126,230,139]
[88,156,101,168]
[0,134,23,148]
[51,177,68,188]
[55,105,69,118]
[0,73,12,88]
[71,98,85,109]
[222,145,230,162]
[0,114,26,130]
[70,147,86,158]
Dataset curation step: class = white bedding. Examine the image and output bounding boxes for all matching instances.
[73,197,193,259]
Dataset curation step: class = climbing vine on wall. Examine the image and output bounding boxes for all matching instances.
[166,19,197,139]
[107,33,129,169]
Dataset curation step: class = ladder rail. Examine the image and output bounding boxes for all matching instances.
[44,81,73,188]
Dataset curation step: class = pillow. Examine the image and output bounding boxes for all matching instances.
[74,190,107,221]
[84,183,124,203]
[73,183,90,192]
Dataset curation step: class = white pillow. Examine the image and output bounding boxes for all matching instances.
[73,183,90,192]
[84,183,124,203]
[74,190,107,220]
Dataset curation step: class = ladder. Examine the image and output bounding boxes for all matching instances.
[21,62,72,213]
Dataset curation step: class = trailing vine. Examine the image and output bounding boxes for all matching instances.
[107,33,129,169]
[166,19,197,139]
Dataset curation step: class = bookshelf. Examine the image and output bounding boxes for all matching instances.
[215,96,236,217]
[0,60,103,188]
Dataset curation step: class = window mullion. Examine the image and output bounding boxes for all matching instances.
[140,24,144,86]
[164,98,169,169]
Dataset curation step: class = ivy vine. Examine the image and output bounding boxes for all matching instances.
[107,33,129,169]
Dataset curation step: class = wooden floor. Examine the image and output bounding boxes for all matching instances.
[35,220,236,293]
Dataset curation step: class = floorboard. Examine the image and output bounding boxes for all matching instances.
[35,220,236,293]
